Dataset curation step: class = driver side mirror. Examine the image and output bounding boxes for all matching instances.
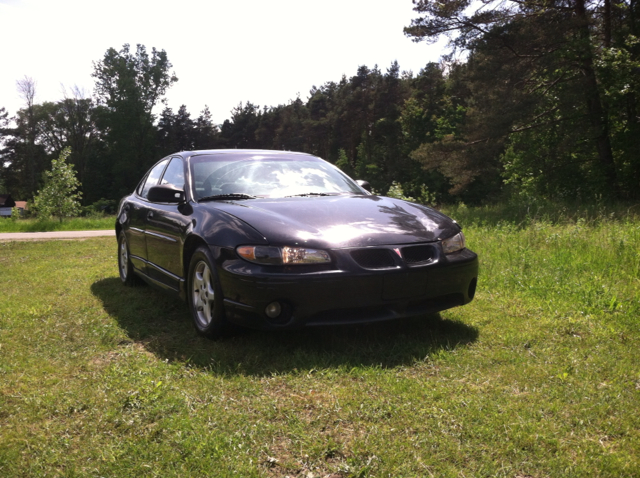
[148,184,185,203]
[356,180,372,193]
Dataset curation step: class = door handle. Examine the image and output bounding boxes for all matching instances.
[147,211,154,220]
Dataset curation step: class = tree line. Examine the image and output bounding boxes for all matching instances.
[1,1,638,206]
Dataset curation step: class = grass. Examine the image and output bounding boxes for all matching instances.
[0,215,115,233]
[0,208,639,477]
[441,197,640,228]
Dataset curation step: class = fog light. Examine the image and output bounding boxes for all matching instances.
[265,301,282,318]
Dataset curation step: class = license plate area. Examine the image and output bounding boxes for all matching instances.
[382,270,427,300]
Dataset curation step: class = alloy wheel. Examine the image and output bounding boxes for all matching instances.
[192,260,215,327]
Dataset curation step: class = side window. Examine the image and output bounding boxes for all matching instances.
[160,157,185,190]
[138,159,169,199]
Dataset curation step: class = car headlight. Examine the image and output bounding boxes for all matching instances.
[236,245,331,265]
[441,232,466,254]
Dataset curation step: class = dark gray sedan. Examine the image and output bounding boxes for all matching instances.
[116,149,478,338]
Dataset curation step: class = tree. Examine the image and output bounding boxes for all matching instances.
[192,106,220,149]
[219,102,261,148]
[0,107,10,194]
[31,93,100,188]
[157,105,221,156]
[7,77,50,199]
[16,78,38,195]
[32,147,82,221]
[92,44,178,197]
[404,0,630,199]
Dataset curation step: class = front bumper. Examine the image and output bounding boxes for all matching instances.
[216,244,479,329]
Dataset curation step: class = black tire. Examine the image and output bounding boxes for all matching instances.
[187,247,227,338]
[117,230,139,286]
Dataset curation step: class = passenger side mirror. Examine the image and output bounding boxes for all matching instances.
[148,184,185,203]
[356,180,372,193]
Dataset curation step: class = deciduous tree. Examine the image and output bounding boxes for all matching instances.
[32,147,82,221]
[92,44,177,197]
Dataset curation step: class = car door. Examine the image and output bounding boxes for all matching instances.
[144,157,191,291]
[126,159,170,273]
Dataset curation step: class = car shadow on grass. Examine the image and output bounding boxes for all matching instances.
[91,278,479,376]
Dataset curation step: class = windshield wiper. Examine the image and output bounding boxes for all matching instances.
[199,193,257,202]
[284,192,340,198]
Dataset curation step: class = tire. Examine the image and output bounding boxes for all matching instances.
[118,230,139,286]
[187,247,227,338]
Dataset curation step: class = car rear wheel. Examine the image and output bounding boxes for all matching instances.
[188,247,226,338]
[118,230,138,286]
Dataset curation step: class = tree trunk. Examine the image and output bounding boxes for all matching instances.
[574,0,618,197]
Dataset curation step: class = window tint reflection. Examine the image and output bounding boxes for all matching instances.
[191,156,362,199]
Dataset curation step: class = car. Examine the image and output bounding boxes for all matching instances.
[116,149,478,338]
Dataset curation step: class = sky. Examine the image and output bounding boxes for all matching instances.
[0,0,446,125]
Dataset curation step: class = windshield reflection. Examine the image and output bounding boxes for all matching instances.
[191,156,363,200]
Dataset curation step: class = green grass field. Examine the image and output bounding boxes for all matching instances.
[0,216,115,233]
[0,209,638,477]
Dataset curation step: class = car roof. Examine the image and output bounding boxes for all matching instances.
[176,149,320,160]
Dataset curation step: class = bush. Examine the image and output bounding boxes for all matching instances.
[32,148,82,222]
[82,198,117,216]
[385,181,437,206]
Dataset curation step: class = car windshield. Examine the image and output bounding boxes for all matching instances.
[190,154,364,200]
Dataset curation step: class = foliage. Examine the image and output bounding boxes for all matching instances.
[31,147,82,221]
[385,181,414,201]
[404,0,639,201]
[385,181,437,205]
[0,215,114,233]
[1,210,639,476]
[83,197,117,216]
[0,91,49,200]
[334,148,353,176]
[1,92,103,202]
[2,16,640,206]
[92,44,178,199]
[596,34,640,197]
[0,107,10,195]
[157,105,219,156]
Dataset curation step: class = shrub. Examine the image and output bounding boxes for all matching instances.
[32,148,82,222]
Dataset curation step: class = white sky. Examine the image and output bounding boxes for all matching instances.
[0,0,445,125]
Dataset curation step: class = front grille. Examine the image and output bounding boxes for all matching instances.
[350,248,396,269]
[401,245,436,265]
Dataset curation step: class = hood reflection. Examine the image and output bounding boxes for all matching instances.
[208,195,459,248]
[296,220,408,246]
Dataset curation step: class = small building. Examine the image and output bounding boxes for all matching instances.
[0,194,18,217]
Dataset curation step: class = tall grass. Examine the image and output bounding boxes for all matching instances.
[442,197,640,228]
[0,215,115,232]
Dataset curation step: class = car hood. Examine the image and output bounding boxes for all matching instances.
[207,195,460,249]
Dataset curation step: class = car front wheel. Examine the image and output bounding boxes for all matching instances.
[188,247,226,338]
